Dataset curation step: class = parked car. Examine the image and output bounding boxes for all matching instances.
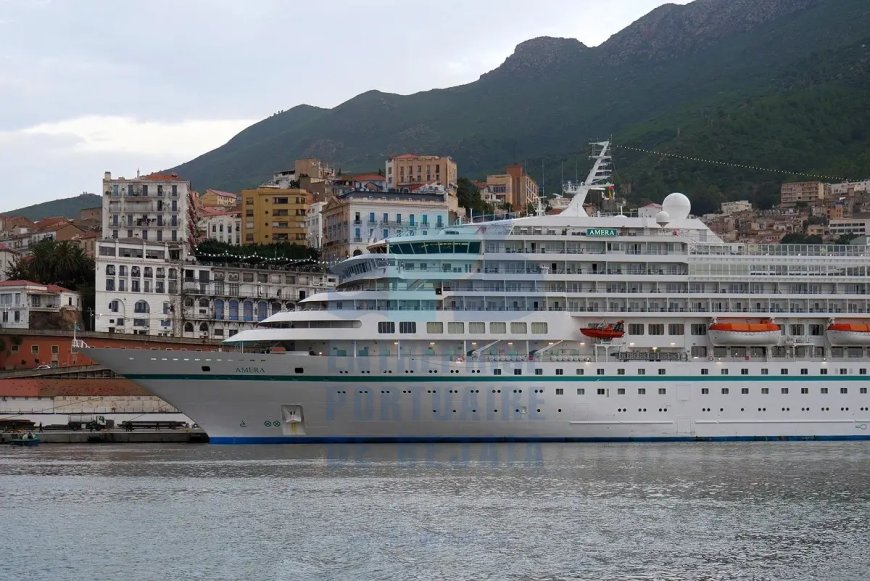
[33,364,51,370]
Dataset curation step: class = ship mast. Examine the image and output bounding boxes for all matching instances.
[560,140,614,217]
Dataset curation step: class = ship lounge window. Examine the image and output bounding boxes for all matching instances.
[840,387,848,394]
[511,322,527,334]
[668,323,684,335]
[821,387,828,394]
[741,388,749,395]
[721,388,729,395]
[628,324,644,335]
[781,387,789,394]
[490,322,506,334]
[801,387,809,394]
[649,324,664,336]
[399,322,416,334]
[576,369,584,376]
[691,324,706,335]
[658,388,666,395]
[577,388,585,395]
[701,388,709,395]
[448,322,464,334]
[761,388,769,395]
[514,369,522,375]
[531,322,548,334]
[378,322,395,333]
[427,322,443,333]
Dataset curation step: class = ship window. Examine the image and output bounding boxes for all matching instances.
[510,322,527,334]
[761,368,769,375]
[720,369,728,375]
[618,369,625,375]
[649,324,664,336]
[493,369,501,375]
[800,368,808,375]
[597,388,605,395]
[761,388,769,394]
[658,388,666,395]
[861,369,867,375]
[295,368,304,374]
[741,388,749,394]
[378,322,395,333]
[201,366,211,372]
[701,369,709,375]
[490,322,506,334]
[781,369,788,375]
[577,388,585,395]
[839,368,847,375]
[701,388,709,394]
[448,322,464,334]
[575,369,584,375]
[801,387,808,394]
[617,388,625,395]
[840,387,848,394]
[638,388,646,395]
[399,322,416,334]
[668,323,684,335]
[556,369,563,376]
[821,387,828,394]
[469,322,485,334]
[820,368,828,375]
[658,369,665,375]
[597,369,604,375]
[427,322,443,333]
[556,388,563,395]
[531,322,548,334]
[781,387,789,394]
[535,369,542,375]
[637,369,646,375]
[721,388,729,395]
[691,324,707,335]
[514,369,522,375]
[861,387,867,394]
[628,324,644,335]
[741,369,748,375]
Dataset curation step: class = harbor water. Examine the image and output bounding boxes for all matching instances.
[1,442,868,580]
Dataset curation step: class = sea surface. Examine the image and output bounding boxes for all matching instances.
[0,442,868,580]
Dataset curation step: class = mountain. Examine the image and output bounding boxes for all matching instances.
[170,0,870,211]
[3,193,102,221]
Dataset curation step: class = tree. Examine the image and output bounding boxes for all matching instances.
[6,240,94,291]
[456,177,492,217]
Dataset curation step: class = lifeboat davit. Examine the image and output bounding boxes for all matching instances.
[826,321,870,346]
[708,319,781,346]
[581,320,625,340]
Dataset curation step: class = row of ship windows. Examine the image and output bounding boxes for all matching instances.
[321,404,868,415]
[338,367,868,376]
[377,321,550,334]
[336,387,867,396]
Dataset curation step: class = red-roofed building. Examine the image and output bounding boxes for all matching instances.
[351,172,387,191]
[0,280,81,330]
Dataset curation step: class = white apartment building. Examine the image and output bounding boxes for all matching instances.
[828,217,870,238]
[305,201,326,250]
[721,200,753,215]
[199,209,241,245]
[94,239,180,336]
[321,191,450,262]
[0,280,81,330]
[102,171,194,255]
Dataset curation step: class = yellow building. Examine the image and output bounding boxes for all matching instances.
[385,154,458,194]
[241,187,310,245]
[199,189,239,208]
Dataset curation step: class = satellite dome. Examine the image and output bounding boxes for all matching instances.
[655,210,671,226]
[662,193,691,221]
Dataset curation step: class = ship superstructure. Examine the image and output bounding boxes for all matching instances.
[86,143,870,442]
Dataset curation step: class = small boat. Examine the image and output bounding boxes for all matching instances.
[708,319,781,346]
[9,432,40,447]
[826,321,870,346]
[581,320,625,340]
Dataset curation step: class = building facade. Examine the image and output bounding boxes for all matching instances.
[385,154,458,195]
[829,217,870,238]
[505,164,540,211]
[199,189,239,208]
[241,187,310,245]
[321,191,450,262]
[0,280,81,331]
[101,171,195,255]
[780,181,829,207]
[199,209,241,245]
[305,201,326,250]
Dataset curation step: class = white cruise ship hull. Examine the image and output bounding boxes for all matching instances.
[85,348,870,443]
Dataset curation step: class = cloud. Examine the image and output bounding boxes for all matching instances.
[18,115,256,158]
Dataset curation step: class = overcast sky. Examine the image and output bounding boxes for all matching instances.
[0,0,687,212]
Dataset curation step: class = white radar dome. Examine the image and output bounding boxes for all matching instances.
[655,210,671,226]
[661,193,691,221]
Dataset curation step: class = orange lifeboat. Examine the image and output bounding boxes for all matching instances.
[581,320,625,340]
[826,321,870,346]
[708,319,781,346]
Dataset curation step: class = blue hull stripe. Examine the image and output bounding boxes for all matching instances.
[209,434,870,444]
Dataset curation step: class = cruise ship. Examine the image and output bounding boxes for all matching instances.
[85,142,870,443]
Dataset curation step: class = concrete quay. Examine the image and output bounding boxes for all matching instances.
[1,429,209,444]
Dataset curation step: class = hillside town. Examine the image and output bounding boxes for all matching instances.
[1,149,869,349]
